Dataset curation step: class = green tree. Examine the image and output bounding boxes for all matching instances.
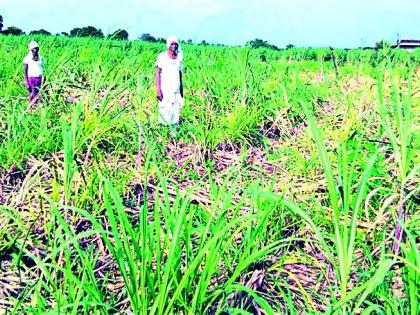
[29,29,51,36]
[139,33,156,42]
[70,26,103,38]
[246,38,279,50]
[0,15,3,32]
[109,29,129,40]
[70,27,81,36]
[2,26,25,35]
[286,44,295,49]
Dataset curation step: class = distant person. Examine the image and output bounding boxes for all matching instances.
[23,41,44,106]
[155,36,184,127]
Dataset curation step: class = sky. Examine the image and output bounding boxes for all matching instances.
[0,0,419,48]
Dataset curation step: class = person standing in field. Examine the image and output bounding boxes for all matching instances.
[23,41,44,106]
[155,36,184,126]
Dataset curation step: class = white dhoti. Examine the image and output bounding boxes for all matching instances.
[158,92,184,125]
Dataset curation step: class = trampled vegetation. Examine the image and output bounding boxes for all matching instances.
[0,35,419,314]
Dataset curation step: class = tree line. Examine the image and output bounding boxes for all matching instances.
[0,15,130,40]
[0,14,293,49]
[0,14,395,50]
[0,15,195,44]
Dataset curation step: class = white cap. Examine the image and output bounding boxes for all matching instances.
[29,41,39,50]
[166,36,178,48]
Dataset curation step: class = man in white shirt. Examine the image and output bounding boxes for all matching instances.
[23,41,44,106]
[155,36,184,126]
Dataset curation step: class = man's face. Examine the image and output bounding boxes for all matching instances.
[31,47,39,54]
[169,42,178,52]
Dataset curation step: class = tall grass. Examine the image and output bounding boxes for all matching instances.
[0,35,418,314]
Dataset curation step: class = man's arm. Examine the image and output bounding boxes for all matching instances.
[156,66,163,101]
[23,63,29,89]
[42,57,46,85]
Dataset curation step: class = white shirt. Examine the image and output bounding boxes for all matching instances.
[155,52,183,93]
[23,54,44,77]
